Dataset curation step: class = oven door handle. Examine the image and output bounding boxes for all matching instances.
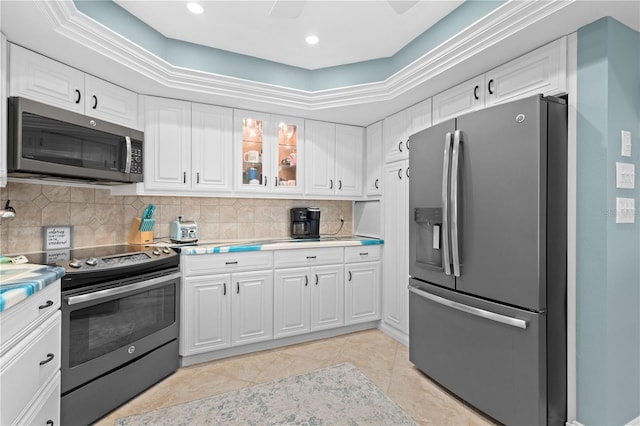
[66,272,181,306]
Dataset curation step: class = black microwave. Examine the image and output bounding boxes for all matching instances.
[7,96,144,184]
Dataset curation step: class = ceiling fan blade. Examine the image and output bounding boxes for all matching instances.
[387,0,419,14]
[268,0,307,19]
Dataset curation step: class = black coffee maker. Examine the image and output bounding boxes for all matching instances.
[290,207,320,239]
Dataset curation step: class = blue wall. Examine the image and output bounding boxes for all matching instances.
[577,17,640,425]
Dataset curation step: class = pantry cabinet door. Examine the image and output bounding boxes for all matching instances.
[181,275,231,356]
[231,270,273,346]
[365,120,383,196]
[191,103,233,193]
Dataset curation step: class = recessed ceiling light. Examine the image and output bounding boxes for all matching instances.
[305,35,319,45]
[187,2,204,14]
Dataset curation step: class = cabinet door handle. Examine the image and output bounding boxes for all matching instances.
[330,179,333,189]
[92,95,98,110]
[315,274,319,285]
[275,176,278,187]
[183,172,186,184]
[348,271,352,282]
[398,168,403,179]
[398,141,403,152]
[223,283,227,295]
[473,85,479,100]
[374,178,379,189]
[225,261,238,265]
[46,421,54,426]
[39,300,54,310]
[264,176,268,186]
[488,79,495,95]
[237,282,240,294]
[39,353,55,366]
[306,255,316,259]
[359,252,369,256]
[75,89,81,104]
[338,180,342,190]
[304,275,308,286]
[406,167,410,178]
[196,172,200,184]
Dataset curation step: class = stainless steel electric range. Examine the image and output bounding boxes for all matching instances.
[26,244,181,425]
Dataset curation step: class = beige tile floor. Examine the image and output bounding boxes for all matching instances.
[95,329,497,425]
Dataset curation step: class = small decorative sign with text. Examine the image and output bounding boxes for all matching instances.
[43,226,73,251]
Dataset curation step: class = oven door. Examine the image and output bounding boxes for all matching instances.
[61,271,180,394]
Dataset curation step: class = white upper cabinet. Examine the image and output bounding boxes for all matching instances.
[484,37,567,107]
[382,108,410,163]
[305,120,336,196]
[234,110,304,195]
[144,96,233,193]
[383,98,432,164]
[144,96,192,191]
[432,74,486,125]
[335,124,364,197]
[305,120,364,198]
[433,37,567,124]
[191,103,233,193]
[8,43,140,129]
[365,120,382,196]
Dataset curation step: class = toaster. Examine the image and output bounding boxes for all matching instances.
[170,217,199,243]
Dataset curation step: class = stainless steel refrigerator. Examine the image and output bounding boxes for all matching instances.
[408,95,567,425]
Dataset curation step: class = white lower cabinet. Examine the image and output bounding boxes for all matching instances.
[274,265,344,338]
[180,253,273,357]
[274,249,345,338]
[0,281,61,426]
[345,246,381,325]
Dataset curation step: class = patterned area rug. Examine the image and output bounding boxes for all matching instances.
[116,363,416,425]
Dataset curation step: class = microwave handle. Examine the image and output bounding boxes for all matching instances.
[124,136,132,174]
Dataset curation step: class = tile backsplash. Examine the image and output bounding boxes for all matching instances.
[0,182,352,254]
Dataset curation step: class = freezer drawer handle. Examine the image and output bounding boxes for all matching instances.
[408,286,528,329]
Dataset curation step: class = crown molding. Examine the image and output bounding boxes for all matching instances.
[35,0,575,112]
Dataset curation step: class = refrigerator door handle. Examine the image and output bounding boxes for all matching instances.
[442,132,453,275]
[451,130,462,277]
[408,286,528,329]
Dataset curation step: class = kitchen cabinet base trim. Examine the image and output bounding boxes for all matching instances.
[180,321,378,367]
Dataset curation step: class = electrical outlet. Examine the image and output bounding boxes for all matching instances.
[616,197,636,223]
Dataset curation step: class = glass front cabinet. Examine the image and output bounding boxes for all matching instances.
[234,110,303,194]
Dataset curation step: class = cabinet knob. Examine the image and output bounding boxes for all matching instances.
[46,421,54,426]
[473,85,479,100]
[488,79,495,95]
[74,89,81,104]
[89,120,97,127]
